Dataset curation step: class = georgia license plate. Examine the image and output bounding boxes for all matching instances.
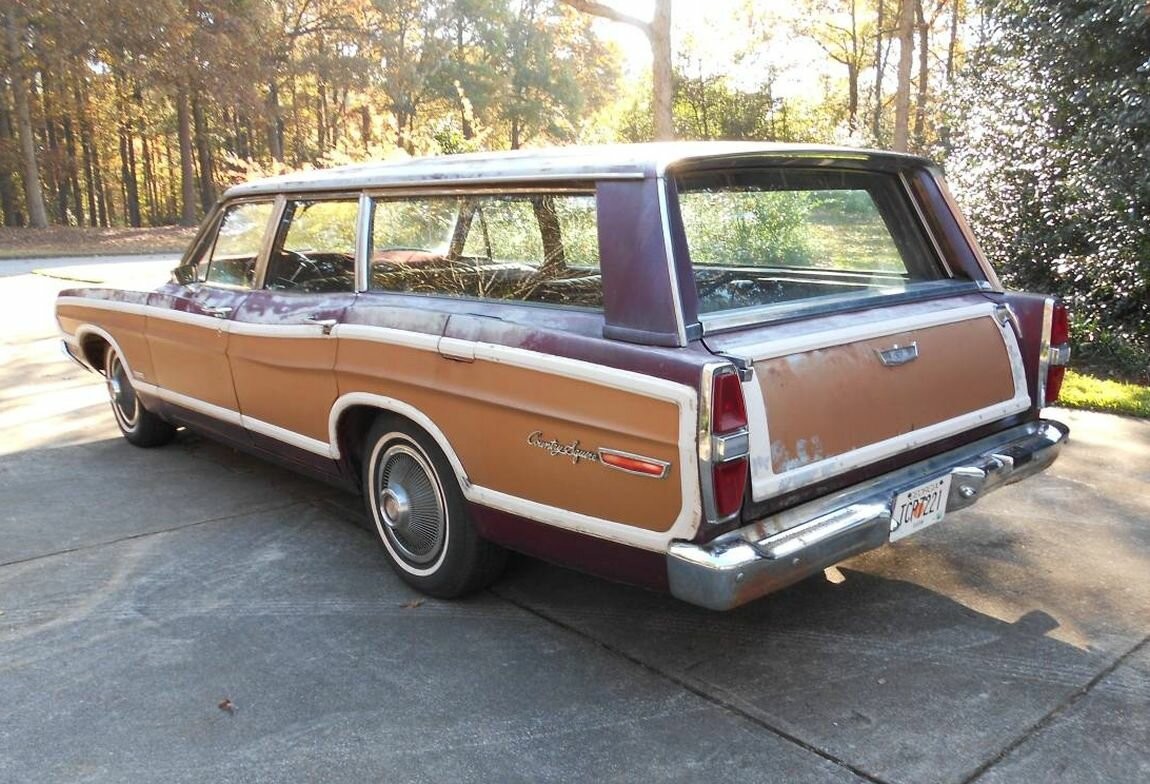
[889,475,952,542]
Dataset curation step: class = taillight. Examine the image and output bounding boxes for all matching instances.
[1044,300,1071,405]
[702,366,750,523]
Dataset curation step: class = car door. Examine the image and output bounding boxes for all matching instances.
[227,196,361,457]
[146,199,276,425]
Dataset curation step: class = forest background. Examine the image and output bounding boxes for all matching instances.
[1,0,1147,380]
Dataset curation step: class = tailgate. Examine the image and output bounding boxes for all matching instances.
[707,301,1032,501]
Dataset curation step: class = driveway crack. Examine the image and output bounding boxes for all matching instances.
[0,500,305,569]
[490,587,892,784]
[959,632,1150,784]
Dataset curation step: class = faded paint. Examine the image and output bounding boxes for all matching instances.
[759,316,1017,475]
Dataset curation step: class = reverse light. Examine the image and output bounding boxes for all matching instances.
[703,366,750,523]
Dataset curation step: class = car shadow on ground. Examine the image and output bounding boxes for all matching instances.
[492,551,1123,784]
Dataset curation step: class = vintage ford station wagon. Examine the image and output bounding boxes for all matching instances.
[56,143,1070,609]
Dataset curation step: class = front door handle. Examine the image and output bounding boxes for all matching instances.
[203,305,233,318]
[306,315,338,335]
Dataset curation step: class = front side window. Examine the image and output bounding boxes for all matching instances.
[369,191,602,309]
[266,199,359,292]
[204,201,274,287]
[674,169,947,316]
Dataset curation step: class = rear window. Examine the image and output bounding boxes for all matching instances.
[674,169,947,316]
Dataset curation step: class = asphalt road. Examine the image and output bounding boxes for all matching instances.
[2,255,1148,783]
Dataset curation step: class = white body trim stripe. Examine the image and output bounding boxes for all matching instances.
[61,296,701,552]
[717,303,997,361]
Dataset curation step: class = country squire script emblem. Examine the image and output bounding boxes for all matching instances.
[527,431,599,464]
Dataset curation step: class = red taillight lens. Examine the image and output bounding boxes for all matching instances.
[712,371,747,433]
[713,456,748,519]
[1045,302,1070,405]
[706,368,749,522]
[1045,366,1066,405]
[1050,302,1069,346]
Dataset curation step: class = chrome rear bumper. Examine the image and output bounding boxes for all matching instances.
[667,419,1069,611]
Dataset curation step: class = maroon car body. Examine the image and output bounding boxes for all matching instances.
[57,143,1070,609]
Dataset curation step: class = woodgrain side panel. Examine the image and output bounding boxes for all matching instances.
[145,318,238,411]
[760,317,1016,473]
[228,334,338,441]
[57,303,154,381]
[337,338,684,531]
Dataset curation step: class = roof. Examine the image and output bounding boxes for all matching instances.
[222,141,931,199]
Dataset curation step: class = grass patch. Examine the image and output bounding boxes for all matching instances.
[0,226,196,259]
[1058,370,1150,418]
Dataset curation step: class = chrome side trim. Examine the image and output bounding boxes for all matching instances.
[656,176,689,347]
[697,362,743,526]
[60,338,91,372]
[899,170,952,277]
[1037,297,1054,406]
[667,419,1069,610]
[355,192,373,293]
[697,280,987,336]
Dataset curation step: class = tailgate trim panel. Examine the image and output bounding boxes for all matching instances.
[739,302,1032,500]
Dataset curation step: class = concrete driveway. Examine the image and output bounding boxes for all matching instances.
[2,255,1148,783]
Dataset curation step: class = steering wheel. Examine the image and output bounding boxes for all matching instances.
[283,250,323,284]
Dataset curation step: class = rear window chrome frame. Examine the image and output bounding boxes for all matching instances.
[697,279,993,336]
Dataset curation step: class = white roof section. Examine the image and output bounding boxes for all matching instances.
[223,142,928,199]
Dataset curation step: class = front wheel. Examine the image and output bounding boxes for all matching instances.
[104,347,177,448]
[363,417,506,598]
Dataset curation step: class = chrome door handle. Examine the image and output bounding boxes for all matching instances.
[203,305,233,318]
[306,315,338,335]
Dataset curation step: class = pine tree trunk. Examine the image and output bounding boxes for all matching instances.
[176,88,197,226]
[913,0,929,148]
[63,115,83,225]
[873,0,885,142]
[192,91,215,211]
[0,96,23,225]
[892,0,914,152]
[41,68,67,223]
[650,0,674,140]
[266,80,284,162]
[73,80,96,226]
[4,9,49,227]
[141,132,158,224]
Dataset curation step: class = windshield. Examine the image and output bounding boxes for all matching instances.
[674,168,949,316]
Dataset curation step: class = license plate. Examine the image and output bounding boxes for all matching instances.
[889,475,952,542]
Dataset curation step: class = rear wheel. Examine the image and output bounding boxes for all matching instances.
[363,417,506,598]
[103,347,176,447]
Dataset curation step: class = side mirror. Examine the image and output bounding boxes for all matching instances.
[172,264,199,285]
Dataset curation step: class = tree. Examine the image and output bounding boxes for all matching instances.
[947,0,1150,379]
[891,0,913,151]
[801,0,877,137]
[3,6,49,227]
[560,0,673,140]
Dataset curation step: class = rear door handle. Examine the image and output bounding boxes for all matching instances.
[202,305,233,318]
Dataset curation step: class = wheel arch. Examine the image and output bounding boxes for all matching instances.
[329,393,472,492]
[75,325,126,376]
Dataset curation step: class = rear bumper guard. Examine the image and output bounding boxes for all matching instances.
[667,419,1069,610]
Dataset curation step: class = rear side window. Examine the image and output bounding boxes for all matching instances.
[674,169,946,315]
[369,191,602,309]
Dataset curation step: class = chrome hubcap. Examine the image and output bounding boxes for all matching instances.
[106,355,138,428]
[375,443,445,565]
